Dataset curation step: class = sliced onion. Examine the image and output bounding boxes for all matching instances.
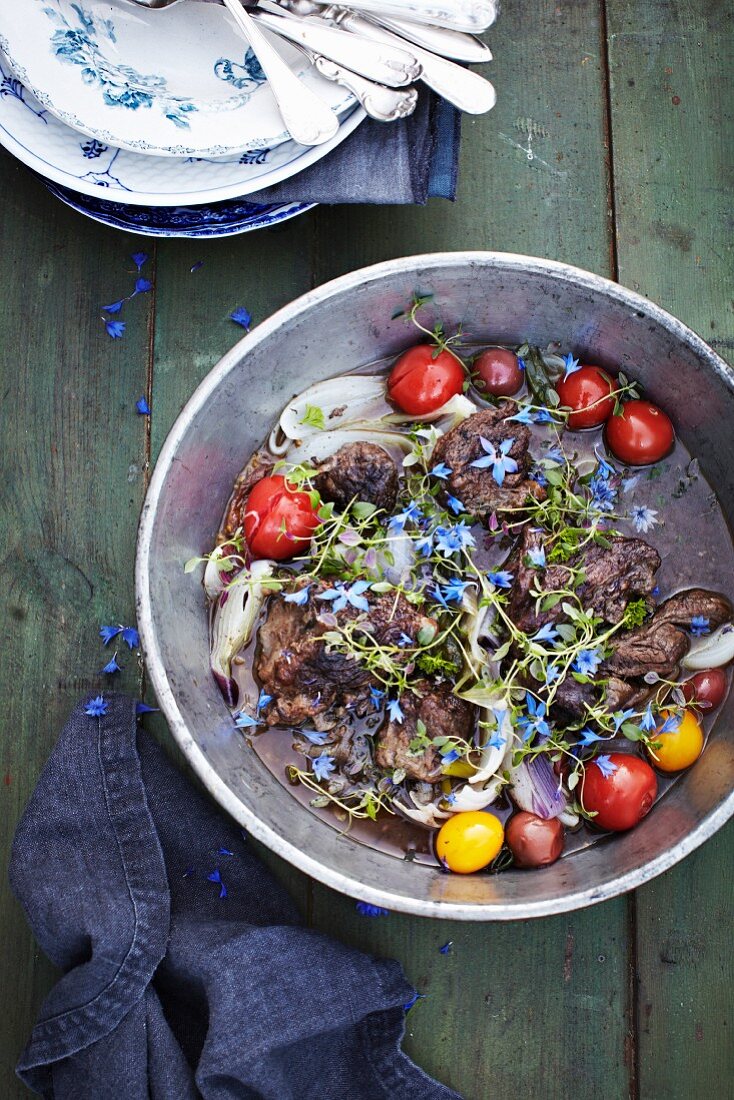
[461,589,498,676]
[285,427,413,469]
[375,533,416,586]
[210,559,274,708]
[682,622,734,670]
[508,754,569,820]
[396,792,451,828]
[203,545,244,601]
[469,710,513,786]
[278,375,390,443]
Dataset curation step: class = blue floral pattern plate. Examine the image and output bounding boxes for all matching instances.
[0,0,356,157]
[0,54,364,206]
[40,176,315,237]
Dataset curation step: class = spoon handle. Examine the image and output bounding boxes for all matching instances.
[366,14,491,62]
[252,9,421,88]
[331,9,496,113]
[312,56,418,121]
[221,0,339,145]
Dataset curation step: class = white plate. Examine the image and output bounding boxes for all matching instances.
[0,55,366,205]
[0,0,356,157]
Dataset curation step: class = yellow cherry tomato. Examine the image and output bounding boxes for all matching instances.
[435,811,504,874]
[649,709,704,773]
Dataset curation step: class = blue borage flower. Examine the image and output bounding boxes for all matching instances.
[386,697,404,724]
[573,647,603,677]
[131,252,149,271]
[219,847,234,856]
[136,701,158,715]
[431,463,452,480]
[404,992,426,1011]
[415,532,435,557]
[630,505,659,533]
[234,712,260,729]
[122,626,140,650]
[528,545,546,568]
[317,579,371,613]
[545,663,560,685]
[100,624,122,645]
[356,902,389,917]
[441,748,461,764]
[398,633,414,647]
[439,941,453,955]
[312,752,336,780]
[611,708,635,732]
[207,868,227,899]
[434,522,475,556]
[658,712,682,734]
[446,493,465,515]
[442,578,472,603]
[369,686,385,709]
[508,405,560,425]
[562,352,581,380]
[516,692,550,742]
[470,435,518,486]
[532,622,559,645]
[134,277,153,295]
[487,569,514,589]
[575,727,606,749]
[230,306,252,330]
[190,260,204,273]
[102,298,124,314]
[300,729,329,745]
[136,396,151,416]
[594,754,618,778]
[105,319,125,339]
[517,357,526,372]
[256,690,273,712]
[622,475,641,495]
[101,652,121,675]
[284,585,310,606]
[388,501,423,533]
[641,703,656,732]
[84,695,108,717]
[690,616,710,637]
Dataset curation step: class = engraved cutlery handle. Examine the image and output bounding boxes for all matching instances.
[313,55,418,121]
[222,0,339,145]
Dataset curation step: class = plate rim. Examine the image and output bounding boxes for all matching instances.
[0,60,367,206]
[0,2,356,158]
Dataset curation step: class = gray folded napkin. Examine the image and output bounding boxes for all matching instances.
[9,694,461,1100]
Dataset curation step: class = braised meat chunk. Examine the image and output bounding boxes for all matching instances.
[551,588,733,722]
[506,526,661,633]
[375,681,475,783]
[430,404,544,517]
[312,442,398,514]
[256,583,436,728]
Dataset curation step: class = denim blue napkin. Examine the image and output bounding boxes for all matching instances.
[9,694,461,1100]
[250,92,461,205]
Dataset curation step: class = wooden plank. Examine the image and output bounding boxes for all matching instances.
[0,158,152,1096]
[307,3,633,1098]
[605,2,734,1096]
[312,0,615,281]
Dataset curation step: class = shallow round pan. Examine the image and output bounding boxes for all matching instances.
[136,252,734,920]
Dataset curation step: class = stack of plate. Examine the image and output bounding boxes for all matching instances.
[0,0,366,237]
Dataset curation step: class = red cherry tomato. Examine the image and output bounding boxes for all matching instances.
[682,668,728,712]
[581,753,658,831]
[555,365,616,430]
[387,344,465,415]
[473,347,523,397]
[244,475,320,561]
[605,399,675,466]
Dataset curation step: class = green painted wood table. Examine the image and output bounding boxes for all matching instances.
[1,2,732,1096]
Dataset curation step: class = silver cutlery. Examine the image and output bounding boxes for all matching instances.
[320,6,496,113]
[286,0,498,33]
[360,13,491,62]
[126,0,339,145]
[250,8,422,88]
[311,56,418,121]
